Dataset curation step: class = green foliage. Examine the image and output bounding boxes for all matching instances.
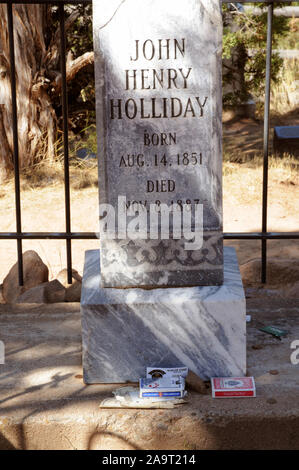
[222,2,293,106]
[65,4,95,128]
[67,4,93,58]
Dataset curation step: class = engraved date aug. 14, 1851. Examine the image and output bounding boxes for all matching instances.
[119,152,203,168]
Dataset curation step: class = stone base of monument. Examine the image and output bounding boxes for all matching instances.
[81,247,246,383]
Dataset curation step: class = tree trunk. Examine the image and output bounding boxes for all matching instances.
[0,5,95,181]
[0,4,56,180]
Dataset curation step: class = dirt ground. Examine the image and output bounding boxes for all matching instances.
[223,109,299,271]
[0,111,299,286]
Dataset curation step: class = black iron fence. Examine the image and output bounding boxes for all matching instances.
[0,0,298,285]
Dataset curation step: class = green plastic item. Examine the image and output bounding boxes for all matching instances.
[259,325,288,340]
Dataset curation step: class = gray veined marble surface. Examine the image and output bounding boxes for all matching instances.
[93,0,223,287]
[81,247,246,383]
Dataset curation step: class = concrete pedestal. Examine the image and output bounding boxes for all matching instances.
[81,247,246,383]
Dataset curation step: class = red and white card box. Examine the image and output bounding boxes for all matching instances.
[211,377,256,398]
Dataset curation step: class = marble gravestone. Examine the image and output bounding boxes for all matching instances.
[81,0,246,384]
[93,0,223,288]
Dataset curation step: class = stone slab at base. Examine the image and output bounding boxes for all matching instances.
[81,247,246,383]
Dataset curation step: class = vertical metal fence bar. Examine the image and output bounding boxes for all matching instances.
[7,2,23,286]
[59,3,73,284]
[261,2,274,283]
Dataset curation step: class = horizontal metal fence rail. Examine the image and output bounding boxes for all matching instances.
[0,0,298,285]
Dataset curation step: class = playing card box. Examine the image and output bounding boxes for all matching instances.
[211,377,256,398]
[139,377,185,398]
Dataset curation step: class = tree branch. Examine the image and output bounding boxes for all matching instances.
[51,51,94,95]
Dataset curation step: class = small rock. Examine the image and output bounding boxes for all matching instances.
[156,423,168,431]
[269,370,279,375]
[204,417,213,424]
[267,398,277,405]
[46,280,66,303]
[3,250,49,303]
[65,280,82,302]
[185,370,207,394]
[56,268,82,288]
[16,280,65,303]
